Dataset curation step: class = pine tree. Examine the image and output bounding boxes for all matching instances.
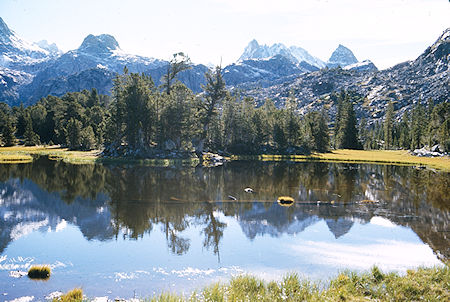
[87,88,100,107]
[410,102,424,150]
[335,91,360,149]
[2,115,16,146]
[425,97,435,147]
[14,104,26,138]
[273,121,287,150]
[359,117,369,149]
[67,118,82,149]
[161,52,191,95]
[383,101,394,149]
[284,94,300,147]
[80,126,96,150]
[199,66,226,153]
[24,113,40,146]
[305,110,329,152]
[398,112,410,149]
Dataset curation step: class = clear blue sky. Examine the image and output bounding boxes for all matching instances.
[1,0,449,69]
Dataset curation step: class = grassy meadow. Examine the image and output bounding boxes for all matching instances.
[234,149,450,171]
[0,146,449,171]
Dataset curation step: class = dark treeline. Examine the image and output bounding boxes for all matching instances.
[0,63,448,155]
[360,99,449,152]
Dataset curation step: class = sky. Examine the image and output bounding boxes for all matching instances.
[1,0,449,69]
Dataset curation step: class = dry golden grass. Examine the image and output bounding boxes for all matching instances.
[0,145,100,164]
[234,149,450,171]
[53,288,83,302]
[1,147,449,171]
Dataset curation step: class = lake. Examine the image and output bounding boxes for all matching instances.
[0,157,448,300]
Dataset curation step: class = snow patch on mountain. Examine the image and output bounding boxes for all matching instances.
[35,40,62,55]
[343,60,378,72]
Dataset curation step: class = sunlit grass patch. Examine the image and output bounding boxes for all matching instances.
[0,153,33,163]
[53,288,83,302]
[140,266,448,301]
[233,149,450,171]
[0,145,101,164]
[27,265,51,279]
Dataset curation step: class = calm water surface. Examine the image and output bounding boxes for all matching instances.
[0,158,449,300]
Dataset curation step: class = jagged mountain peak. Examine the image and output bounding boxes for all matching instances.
[239,39,266,61]
[78,34,120,55]
[327,44,358,67]
[239,39,325,68]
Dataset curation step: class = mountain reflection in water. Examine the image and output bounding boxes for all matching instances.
[1,157,448,262]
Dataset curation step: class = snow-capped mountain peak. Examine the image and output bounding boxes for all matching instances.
[0,17,53,68]
[238,39,325,68]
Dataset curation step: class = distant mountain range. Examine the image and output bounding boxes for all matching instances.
[0,16,448,122]
[242,29,449,123]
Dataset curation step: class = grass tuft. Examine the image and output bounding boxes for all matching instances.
[27,265,51,279]
[53,288,83,302]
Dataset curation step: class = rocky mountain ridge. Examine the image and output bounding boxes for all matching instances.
[238,39,326,68]
[239,28,449,124]
[0,17,448,123]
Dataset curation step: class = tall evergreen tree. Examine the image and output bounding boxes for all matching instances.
[161,52,191,95]
[304,110,329,152]
[2,115,16,146]
[14,104,26,138]
[335,91,360,149]
[67,118,82,149]
[398,112,410,149]
[284,94,300,147]
[410,102,424,149]
[87,88,100,108]
[383,101,394,149]
[199,66,226,153]
[24,113,40,146]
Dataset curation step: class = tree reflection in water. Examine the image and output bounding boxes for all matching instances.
[0,157,448,260]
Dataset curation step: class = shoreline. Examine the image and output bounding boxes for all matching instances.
[0,146,449,171]
[28,266,450,301]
